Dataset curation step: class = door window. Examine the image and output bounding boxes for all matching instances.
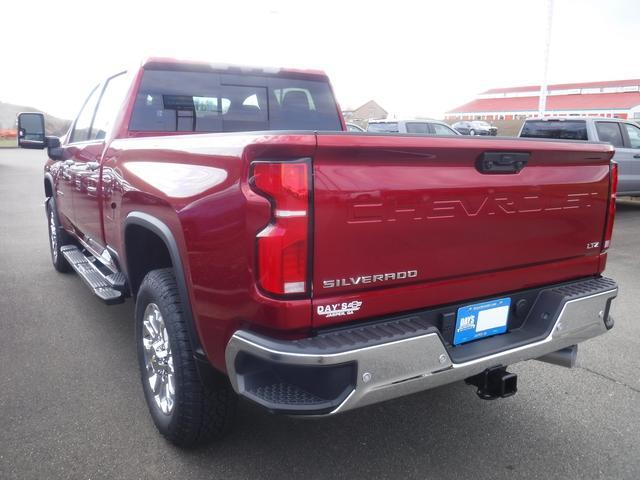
[595,122,624,148]
[70,86,101,143]
[405,122,429,134]
[91,72,129,140]
[431,123,458,135]
[623,123,640,149]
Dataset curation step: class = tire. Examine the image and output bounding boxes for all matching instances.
[469,129,476,136]
[46,197,71,273]
[135,268,237,447]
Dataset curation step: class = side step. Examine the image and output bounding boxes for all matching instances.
[61,245,125,305]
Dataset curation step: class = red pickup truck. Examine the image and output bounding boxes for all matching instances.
[18,58,618,447]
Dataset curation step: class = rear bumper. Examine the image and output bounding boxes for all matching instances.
[225,277,617,415]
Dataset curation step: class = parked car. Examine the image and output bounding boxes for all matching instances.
[453,120,498,136]
[367,118,459,135]
[519,117,640,196]
[346,122,365,132]
[17,58,618,448]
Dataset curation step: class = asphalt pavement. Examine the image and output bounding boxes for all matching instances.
[1,148,639,480]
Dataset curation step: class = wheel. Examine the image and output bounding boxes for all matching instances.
[469,129,476,136]
[135,268,237,447]
[46,197,71,273]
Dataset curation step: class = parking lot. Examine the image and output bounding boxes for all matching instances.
[1,148,639,480]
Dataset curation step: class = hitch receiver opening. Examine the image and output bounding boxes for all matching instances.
[465,366,517,400]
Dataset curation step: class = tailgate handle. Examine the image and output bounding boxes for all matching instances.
[477,152,529,174]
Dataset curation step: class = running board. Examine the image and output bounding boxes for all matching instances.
[61,245,125,305]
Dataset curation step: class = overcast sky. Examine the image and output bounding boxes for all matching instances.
[1,0,638,120]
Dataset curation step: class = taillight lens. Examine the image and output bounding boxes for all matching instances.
[603,161,618,251]
[251,161,310,295]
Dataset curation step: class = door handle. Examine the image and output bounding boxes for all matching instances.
[477,152,529,174]
[633,154,640,158]
[86,161,100,171]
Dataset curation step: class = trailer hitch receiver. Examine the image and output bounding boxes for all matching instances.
[465,366,517,400]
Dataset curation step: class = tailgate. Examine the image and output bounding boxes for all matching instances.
[311,134,614,327]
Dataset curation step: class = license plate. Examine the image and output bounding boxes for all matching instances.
[453,297,511,345]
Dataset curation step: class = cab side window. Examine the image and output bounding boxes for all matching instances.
[91,72,129,140]
[595,122,624,148]
[623,123,640,149]
[70,86,101,143]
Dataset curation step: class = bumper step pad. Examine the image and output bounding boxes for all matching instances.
[250,383,326,406]
[61,245,125,305]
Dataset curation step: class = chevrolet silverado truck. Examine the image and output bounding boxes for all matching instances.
[17,58,619,448]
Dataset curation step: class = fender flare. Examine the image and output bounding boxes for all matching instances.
[123,211,207,361]
[44,172,54,198]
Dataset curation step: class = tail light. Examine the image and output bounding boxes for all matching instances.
[602,161,618,251]
[251,160,310,296]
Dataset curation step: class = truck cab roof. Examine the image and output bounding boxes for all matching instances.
[139,57,329,80]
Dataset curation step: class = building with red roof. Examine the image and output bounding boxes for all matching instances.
[445,79,640,121]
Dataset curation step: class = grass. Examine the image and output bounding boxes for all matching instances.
[0,137,17,148]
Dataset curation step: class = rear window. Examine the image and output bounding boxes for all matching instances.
[129,70,341,132]
[520,120,588,140]
[367,122,399,133]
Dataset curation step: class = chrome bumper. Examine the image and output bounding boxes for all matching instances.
[225,278,617,415]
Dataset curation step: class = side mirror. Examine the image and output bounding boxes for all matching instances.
[17,112,46,149]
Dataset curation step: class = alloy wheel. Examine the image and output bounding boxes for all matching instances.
[49,208,58,262]
[141,303,176,415]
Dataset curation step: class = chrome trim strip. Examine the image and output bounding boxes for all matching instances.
[73,234,118,274]
[275,210,307,218]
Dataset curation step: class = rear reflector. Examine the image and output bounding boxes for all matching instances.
[603,161,618,251]
[251,160,310,296]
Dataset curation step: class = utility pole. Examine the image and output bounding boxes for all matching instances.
[538,0,554,116]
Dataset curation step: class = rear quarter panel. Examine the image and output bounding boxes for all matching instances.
[102,133,317,371]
